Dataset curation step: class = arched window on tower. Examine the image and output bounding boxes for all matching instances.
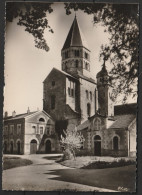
[74,50,79,57]
[87,103,91,116]
[90,92,92,101]
[65,51,69,59]
[85,63,88,70]
[85,62,89,70]
[86,90,88,99]
[51,95,56,109]
[65,62,67,71]
[75,60,79,68]
[113,136,119,151]
[85,52,88,59]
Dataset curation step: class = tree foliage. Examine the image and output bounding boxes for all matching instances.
[64,3,138,102]
[6,2,139,101]
[6,2,54,51]
[60,127,85,160]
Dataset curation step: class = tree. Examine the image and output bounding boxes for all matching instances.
[60,126,85,160]
[64,3,138,102]
[6,2,54,51]
[6,2,139,102]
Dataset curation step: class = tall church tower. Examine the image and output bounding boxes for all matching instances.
[61,16,91,78]
[96,61,114,117]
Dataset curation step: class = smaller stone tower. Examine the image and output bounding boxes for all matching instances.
[96,61,114,116]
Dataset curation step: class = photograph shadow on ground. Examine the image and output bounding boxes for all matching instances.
[44,165,136,192]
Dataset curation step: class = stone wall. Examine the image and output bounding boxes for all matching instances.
[43,69,66,121]
[3,118,25,154]
[79,78,96,123]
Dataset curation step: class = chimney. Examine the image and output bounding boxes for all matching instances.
[27,107,30,114]
[4,111,8,118]
[12,111,16,117]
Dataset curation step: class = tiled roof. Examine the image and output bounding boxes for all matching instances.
[96,64,108,78]
[62,16,89,51]
[78,72,96,84]
[77,113,136,131]
[4,111,38,121]
[114,103,137,115]
[43,68,78,83]
[108,114,135,129]
[77,119,90,131]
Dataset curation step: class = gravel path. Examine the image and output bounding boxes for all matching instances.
[2,154,117,192]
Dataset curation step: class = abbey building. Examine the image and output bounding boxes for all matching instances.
[3,16,136,157]
[43,16,114,125]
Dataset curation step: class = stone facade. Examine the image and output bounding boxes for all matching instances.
[77,111,136,157]
[3,111,60,154]
[43,16,98,126]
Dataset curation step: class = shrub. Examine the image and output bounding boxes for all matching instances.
[82,159,136,169]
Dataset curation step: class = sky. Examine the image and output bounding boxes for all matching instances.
[4,3,137,116]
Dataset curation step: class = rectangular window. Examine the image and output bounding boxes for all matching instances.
[32,125,36,134]
[4,126,8,135]
[52,81,55,86]
[36,128,39,134]
[10,125,14,135]
[71,89,74,97]
[40,126,44,134]
[17,124,21,135]
[68,87,71,96]
[46,127,50,135]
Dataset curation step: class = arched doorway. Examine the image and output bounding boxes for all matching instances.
[10,141,14,154]
[45,140,51,154]
[17,141,21,154]
[4,142,7,153]
[94,135,101,156]
[30,139,37,154]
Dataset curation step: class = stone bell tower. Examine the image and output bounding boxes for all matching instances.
[96,61,114,116]
[61,15,91,78]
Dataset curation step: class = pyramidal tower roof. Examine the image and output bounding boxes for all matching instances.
[62,16,89,51]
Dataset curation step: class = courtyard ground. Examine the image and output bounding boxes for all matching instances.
[2,154,136,192]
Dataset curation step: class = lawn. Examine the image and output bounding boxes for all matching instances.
[57,156,136,169]
[3,156,33,170]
